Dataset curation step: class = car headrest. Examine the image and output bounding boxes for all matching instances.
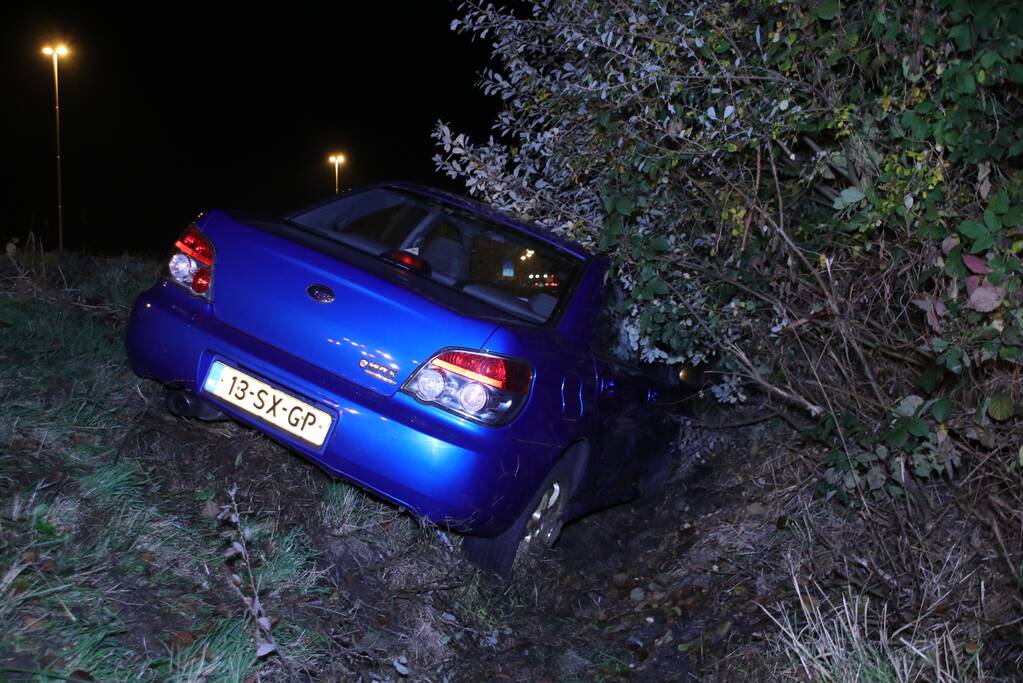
[422,236,468,280]
[529,292,557,318]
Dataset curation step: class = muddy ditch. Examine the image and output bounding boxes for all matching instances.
[119,381,790,681]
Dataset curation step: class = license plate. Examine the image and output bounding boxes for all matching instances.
[203,361,333,447]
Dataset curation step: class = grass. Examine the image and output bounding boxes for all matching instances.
[0,255,480,682]
[765,575,982,683]
[0,260,332,680]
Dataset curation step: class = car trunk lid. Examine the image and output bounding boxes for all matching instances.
[200,210,500,397]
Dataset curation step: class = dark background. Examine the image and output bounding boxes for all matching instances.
[1,3,497,254]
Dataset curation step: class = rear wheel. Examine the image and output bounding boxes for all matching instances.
[461,452,579,579]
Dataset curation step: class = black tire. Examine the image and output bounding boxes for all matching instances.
[462,451,579,579]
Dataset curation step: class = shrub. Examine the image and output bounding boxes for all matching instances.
[436,0,1023,499]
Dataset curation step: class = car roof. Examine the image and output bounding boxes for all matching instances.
[378,181,593,261]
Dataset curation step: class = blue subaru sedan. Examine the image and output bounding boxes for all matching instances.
[126,183,679,576]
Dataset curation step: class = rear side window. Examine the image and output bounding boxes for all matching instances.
[289,189,583,323]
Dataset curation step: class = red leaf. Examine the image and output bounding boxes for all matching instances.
[965,275,981,296]
[942,235,959,255]
[962,254,990,274]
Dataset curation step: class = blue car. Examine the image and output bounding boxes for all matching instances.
[126,183,680,576]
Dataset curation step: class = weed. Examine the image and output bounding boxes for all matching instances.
[321,481,385,536]
[252,527,322,598]
[163,617,259,682]
[765,573,981,683]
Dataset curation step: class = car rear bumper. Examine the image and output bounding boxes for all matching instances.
[125,281,557,535]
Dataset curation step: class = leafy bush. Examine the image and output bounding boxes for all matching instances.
[436,0,1023,498]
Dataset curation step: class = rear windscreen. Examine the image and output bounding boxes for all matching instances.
[289,189,583,323]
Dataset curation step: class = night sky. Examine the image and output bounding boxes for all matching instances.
[1,4,497,254]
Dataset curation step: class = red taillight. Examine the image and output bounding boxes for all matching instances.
[175,225,213,266]
[192,267,211,294]
[432,350,532,393]
[402,349,533,426]
[168,224,214,299]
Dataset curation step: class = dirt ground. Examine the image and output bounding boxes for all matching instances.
[120,381,782,682]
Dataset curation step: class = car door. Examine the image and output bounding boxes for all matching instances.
[585,286,662,503]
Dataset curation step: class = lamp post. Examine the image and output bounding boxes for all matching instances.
[42,44,69,252]
[328,154,345,194]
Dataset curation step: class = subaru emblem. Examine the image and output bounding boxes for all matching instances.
[307,284,335,303]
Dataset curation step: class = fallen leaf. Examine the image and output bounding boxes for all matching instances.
[977,161,991,199]
[926,306,944,334]
[963,254,991,274]
[896,395,924,417]
[967,285,1006,312]
[941,235,959,254]
[965,275,981,296]
[201,500,220,519]
[394,656,410,676]
[912,298,947,333]
[175,630,197,648]
[255,640,277,657]
[22,613,49,631]
[988,392,1015,421]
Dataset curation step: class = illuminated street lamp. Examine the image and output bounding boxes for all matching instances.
[42,44,69,252]
[328,154,345,194]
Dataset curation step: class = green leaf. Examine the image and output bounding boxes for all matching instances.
[917,365,942,393]
[650,237,670,252]
[1003,205,1023,228]
[886,425,909,449]
[999,345,1022,361]
[644,277,669,297]
[817,0,840,21]
[833,187,865,210]
[602,193,615,213]
[948,23,973,51]
[605,214,623,238]
[958,220,989,240]
[991,191,1010,215]
[957,70,976,94]
[615,195,635,216]
[932,397,952,422]
[984,208,1002,232]
[970,234,996,253]
[939,347,964,374]
[988,391,1015,421]
[908,417,930,437]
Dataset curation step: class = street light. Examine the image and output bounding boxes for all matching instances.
[328,154,345,194]
[42,43,70,252]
